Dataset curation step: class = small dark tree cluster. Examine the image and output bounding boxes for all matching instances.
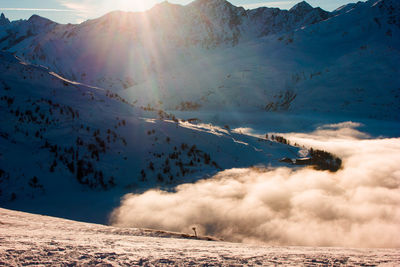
[265,91,297,111]
[140,169,147,181]
[42,126,119,190]
[156,109,178,122]
[176,101,201,111]
[147,129,156,135]
[271,134,342,172]
[1,81,11,91]
[105,90,135,107]
[140,104,179,122]
[0,95,14,107]
[271,135,290,145]
[1,90,130,193]
[28,176,44,191]
[4,98,79,132]
[308,148,342,172]
[113,117,127,129]
[143,142,220,184]
[187,118,200,123]
[0,169,10,183]
[75,159,114,189]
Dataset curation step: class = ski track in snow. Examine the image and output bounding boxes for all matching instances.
[0,208,399,266]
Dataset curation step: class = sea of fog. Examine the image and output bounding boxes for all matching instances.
[111,118,400,248]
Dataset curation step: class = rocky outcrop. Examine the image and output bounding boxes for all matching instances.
[0,13,10,26]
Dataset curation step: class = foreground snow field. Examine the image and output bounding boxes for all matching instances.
[0,208,399,266]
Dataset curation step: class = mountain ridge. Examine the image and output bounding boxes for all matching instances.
[0,13,10,25]
[0,1,333,88]
[0,0,398,117]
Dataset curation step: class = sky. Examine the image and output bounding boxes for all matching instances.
[0,0,357,24]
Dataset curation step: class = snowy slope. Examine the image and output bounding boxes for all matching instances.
[0,0,329,95]
[0,0,399,120]
[1,208,399,266]
[0,51,297,223]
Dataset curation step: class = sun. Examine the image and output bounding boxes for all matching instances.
[114,0,160,12]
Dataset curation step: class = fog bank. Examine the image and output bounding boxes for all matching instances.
[111,123,400,248]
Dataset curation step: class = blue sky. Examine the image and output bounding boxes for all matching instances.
[1,0,357,24]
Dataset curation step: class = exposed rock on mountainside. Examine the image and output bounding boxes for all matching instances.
[0,13,10,26]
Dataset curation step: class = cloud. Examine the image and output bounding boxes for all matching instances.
[59,2,90,13]
[0,8,73,12]
[111,122,400,248]
[58,1,92,16]
[57,0,98,23]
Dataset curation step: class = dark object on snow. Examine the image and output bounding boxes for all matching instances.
[279,157,293,164]
[192,227,197,238]
[280,149,342,172]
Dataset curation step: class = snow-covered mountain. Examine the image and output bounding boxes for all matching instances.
[0,0,330,50]
[1,0,398,119]
[1,0,400,253]
[0,51,297,222]
[0,0,331,91]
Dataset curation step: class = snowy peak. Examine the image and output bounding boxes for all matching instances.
[188,0,244,17]
[0,14,57,50]
[289,1,313,13]
[27,14,56,26]
[288,1,330,22]
[288,1,330,26]
[191,0,234,8]
[0,13,10,25]
[151,1,183,11]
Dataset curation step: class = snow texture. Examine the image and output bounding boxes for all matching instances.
[0,208,399,266]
